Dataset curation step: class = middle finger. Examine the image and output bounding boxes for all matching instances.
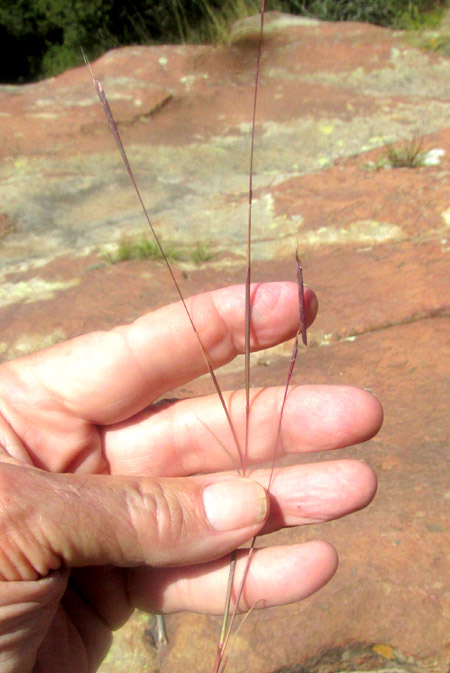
[104,385,382,477]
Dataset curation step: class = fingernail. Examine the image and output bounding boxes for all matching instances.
[203,478,268,532]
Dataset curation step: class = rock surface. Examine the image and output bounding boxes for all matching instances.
[0,11,449,673]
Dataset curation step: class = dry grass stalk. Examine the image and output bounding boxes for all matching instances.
[85,2,307,667]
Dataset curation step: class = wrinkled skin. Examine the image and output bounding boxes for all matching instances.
[0,282,382,672]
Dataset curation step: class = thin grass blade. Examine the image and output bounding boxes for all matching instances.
[83,50,244,469]
[244,0,266,475]
[218,600,262,673]
[267,252,307,490]
[213,3,266,669]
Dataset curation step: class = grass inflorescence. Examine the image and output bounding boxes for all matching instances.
[88,4,303,669]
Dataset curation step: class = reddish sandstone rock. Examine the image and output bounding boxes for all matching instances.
[0,11,449,673]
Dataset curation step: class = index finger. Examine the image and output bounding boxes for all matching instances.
[3,282,317,425]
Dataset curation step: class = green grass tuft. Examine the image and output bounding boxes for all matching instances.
[102,235,218,265]
[424,33,450,55]
[194,0,265,45]
[190,241,216,264]
[393,3,447,30]
[385,137,425,168]
[103,234,182,264]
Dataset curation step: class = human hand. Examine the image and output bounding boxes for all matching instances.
[0,282,382,672]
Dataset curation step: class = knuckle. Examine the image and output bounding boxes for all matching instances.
[125,479,189,565]
[0,463,51,579]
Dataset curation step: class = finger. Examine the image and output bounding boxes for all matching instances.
[104,386,383,476]
[69,566,134,631]
[127,541,338,614]
[254,458,377,535]
[0,569,68,673]
[64,458,375,632]
[2,282,317,426]
[0,463,270,580]
[35,586,113,673]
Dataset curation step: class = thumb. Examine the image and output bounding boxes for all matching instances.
[0,463,268,579]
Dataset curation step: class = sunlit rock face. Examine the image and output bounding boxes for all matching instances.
[0,12,449,673]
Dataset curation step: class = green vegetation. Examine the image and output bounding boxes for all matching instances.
[423,33,450,54]
[385,137,426,168]
[395,2,446,28]
[103,234,182,264]
[291,0,448,29]
[191,0,265,44]
[364,137,426,171]
[0,0,448,83]
[103,234,215,265]
[190,241,216,264]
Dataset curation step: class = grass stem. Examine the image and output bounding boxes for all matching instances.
[84,3,308,665]
[83,49,244,473]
